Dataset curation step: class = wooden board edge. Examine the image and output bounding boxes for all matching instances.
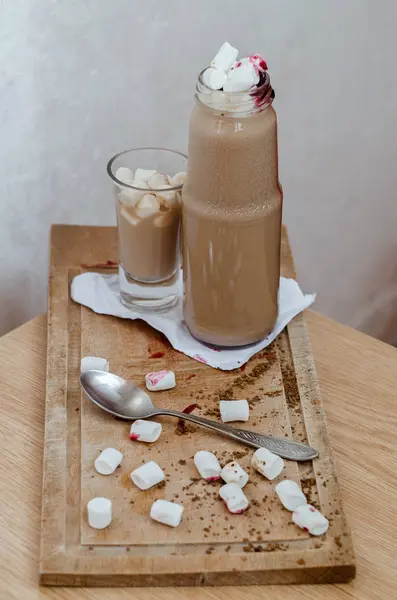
[287,312,356,566]
[40,563,356,587]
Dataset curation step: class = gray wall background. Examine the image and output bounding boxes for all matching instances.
[1,0,397,340]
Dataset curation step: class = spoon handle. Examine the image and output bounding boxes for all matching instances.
[158,410,318,461]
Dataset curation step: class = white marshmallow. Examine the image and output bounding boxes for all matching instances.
[221,461,249,488]
[223,62,259,92]
[169,172,186,186]
[292,504,329,536]
[194,450,221,481]
[119,206,140,226]
[118,179,148,207]
[219,399,249,423]
[202,67,227,90]
[80,356,109,373]
[219,482,249,514]
[131,179,149,190]
[150,499,184,528]
[211,41,239,73]
[130,461,164,490]
[154,184,178,206]
[154,212,174,228]
[251,447,284,480]
[134,168,157,182]
[135,194,160,218]
[148,172,168,189]
[115,166,134,186]
[129,419,162,443]
[87,497,112,529]
[94,448,123,475]
[229,57,250,71]
[275,480,307,511]
[145,370,176,391]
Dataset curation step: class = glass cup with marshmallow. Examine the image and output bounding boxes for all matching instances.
[107,147,187,310]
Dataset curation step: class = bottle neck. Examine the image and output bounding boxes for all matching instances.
[196,69,275,117]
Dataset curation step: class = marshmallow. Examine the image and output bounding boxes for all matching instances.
[223,62,259,92]
[251,447,284,480]
[292,504,329,536]
[134,168,157,182]
[154,212,174,228]
[150,499,184,528]
[129,419,162,443]
[80,356,109,373]
[130,461,164,490]
[118,179,149,207]
[194,450,221,481]
[219,399,249,423]
[211,41,239,73]
[219,482,249,514]
[87,497,112,529]
[230,57,250,69]
[169,172,186,186]
[145,370,176,391]
[221,461,249,488]
[154,184,178,206]
[119,206,140,226]
[135,194,160,218]
[202,67,227,90]
[148,172,168,189]
[115,166,134,186]
[94,448,123,475]
[131,179,149,190]
[275,480,307,511]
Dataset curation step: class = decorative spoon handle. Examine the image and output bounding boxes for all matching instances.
[158,410,318,461]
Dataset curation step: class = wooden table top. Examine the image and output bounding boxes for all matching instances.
[0,311,396,599]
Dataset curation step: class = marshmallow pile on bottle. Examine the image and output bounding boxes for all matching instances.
[115,167,186,224]
[202,41,267,92]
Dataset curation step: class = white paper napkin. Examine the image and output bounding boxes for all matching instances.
[71,273,315,370]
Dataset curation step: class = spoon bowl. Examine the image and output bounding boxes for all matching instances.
[81,370,157,419]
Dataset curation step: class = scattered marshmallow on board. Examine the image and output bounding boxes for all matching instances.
[145,370,176,391]
[251,447,284,480]
[194,450,222,481]
[80,356,109,373]
[129,420,162,443]
[221,461,249,488]
[219,399,249,423]
[150,499,184,528]
[292,504,329,536]
[275,480,307,511]
[130,461,164,490]
[94,448,123,475]
[87,497,112,529]
[219,482,249,514]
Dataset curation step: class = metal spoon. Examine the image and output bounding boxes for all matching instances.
[80,370,318,461]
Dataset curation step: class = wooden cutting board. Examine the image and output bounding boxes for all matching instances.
[40,224,355,586]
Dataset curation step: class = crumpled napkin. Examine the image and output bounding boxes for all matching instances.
[71,273,315,370]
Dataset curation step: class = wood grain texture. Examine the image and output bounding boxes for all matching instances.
[38,225,354,586]
[1,308,397,597]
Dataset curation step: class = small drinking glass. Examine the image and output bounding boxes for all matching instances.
[107,147,187,310]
